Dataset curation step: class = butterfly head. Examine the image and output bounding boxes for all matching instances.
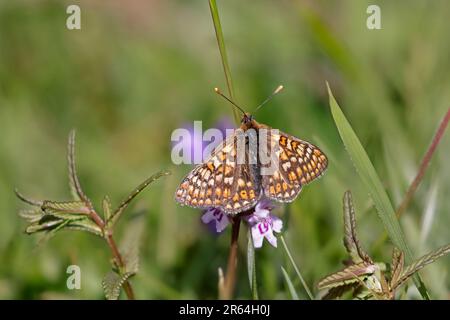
[241,113,253,124]
[241,112,257,130]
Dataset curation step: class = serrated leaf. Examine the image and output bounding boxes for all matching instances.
[102,195,112,222]
[321,283,358,300]
[25,218,63,234]
[327,83,430,299]
[120,217,145,274]
[107,170,170,228]
[102,271,134,300]
[67,218,103,236]
[247,231,258,300]
[18,209,43,223]
[393,244,450,290]
[390,248,404,288]
[67,130,89,203]
[318,262,376,290]
[343,191,372,263]
[15,189,43,207]
[36,219,73,245]
[281,266,299,300]
[42,200,90,215]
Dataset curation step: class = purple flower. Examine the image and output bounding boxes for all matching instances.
[201,207,230,233]
[172,118,234,164]
[246,199,283,248]
[200,198,283,248]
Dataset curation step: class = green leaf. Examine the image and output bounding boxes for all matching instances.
[15,189,43,207]
[107,170,170,228]
[280,235,314,300]
[390,248,405,288]
[18,209,42,223]
[343,191,372,263]
[246,232,258,300]
[318,262,375,290]
[102,271,134,300]
[35,219,73,246]
[66,218,103,236]
[281,266,299,300]
[67,130,89,203]
[42,200,90,215]
[327,83,430,299]
[208,0,239,124]
[25,218,64,234]
[120,217,146,274]
[393,244,450,290]
[102,195,112,222]
[321,283,357,300]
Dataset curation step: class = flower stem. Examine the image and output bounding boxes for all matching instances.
[220,216,241,299]
[280,235,314,300]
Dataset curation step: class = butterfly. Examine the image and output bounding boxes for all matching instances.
[175,86,328,215]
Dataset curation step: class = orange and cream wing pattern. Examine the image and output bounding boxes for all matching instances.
[175,132,261,215]
[262,130,328,202]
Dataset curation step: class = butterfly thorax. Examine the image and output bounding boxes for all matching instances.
[240,113,266,131]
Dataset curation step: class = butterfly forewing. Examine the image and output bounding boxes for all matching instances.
[175,130,261,215]
[261,129,328,202]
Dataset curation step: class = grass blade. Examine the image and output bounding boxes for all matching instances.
[327,83,430,299]
[281,266,299,300]
[280,235,314,300]
[208,0,240,123]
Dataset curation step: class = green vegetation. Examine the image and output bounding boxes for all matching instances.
[0,0,449,299]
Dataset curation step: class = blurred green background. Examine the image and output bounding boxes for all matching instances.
[0,0,449,299]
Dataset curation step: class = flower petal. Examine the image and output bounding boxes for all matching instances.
[254,208,270,219]
[251,224,265,248]
[201,208,229,233]
[271,216,283,233]
[215,212,229,232]
[264,230,278,248]
[201,209,216,224]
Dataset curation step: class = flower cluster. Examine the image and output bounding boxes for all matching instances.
[201,198,283,248]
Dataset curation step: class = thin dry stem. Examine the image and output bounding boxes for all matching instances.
[397,107,450,217]
[220,216,241,299]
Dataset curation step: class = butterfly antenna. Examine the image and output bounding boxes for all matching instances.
[214,88,246,115]
[254,85,284,113]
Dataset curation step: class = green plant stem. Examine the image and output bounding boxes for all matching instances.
[280,235,314,300]
[105,233,135,300]
[88,207,135,300]
[209,0,240,124]
[221,216,241,299]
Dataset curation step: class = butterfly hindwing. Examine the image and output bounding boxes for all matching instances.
[175,130,261,215]
[261,129,328,202]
